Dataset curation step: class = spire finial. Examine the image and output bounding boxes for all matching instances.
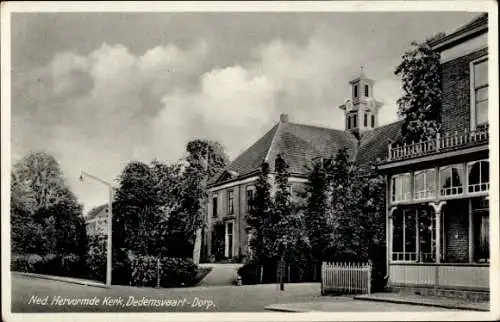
[360,65,365,77]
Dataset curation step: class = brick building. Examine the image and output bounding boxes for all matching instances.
[203,14,490,296]
[378,14,489,296]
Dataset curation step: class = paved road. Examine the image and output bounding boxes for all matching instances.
[198,263,243,286]
[11,274,454,313]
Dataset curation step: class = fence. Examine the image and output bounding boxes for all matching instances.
[321,262,372,295]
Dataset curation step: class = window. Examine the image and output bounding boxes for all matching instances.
[391,173,411,202]
[347,115,351,129]
[353,114,357,128]
[392,208,440,263]
[414,169,436,200]
[227,190,234,214]
[392,209,417,261]
[246,187,254,212]
[364,84,369,97]
[467,160,489,193]
[364,112,368,127]
[212,195,218,218]
[471,198,489,262]
[353,84,358,98]
[371,114,375,127]
[439,164,464,196]
[471,58,488,128]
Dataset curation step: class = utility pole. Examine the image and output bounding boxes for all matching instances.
[80,171,114,287]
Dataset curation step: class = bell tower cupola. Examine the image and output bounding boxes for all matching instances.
[339,66,384,137]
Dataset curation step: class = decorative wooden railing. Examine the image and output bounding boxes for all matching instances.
[387,126,489,162]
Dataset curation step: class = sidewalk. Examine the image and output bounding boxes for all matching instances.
[12,271,108,288]
[354,292,489,312]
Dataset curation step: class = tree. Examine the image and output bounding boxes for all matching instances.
[247,162,274,264]
[10,151,86,257]
[395,34,444,143]
[303,148,386,263]
[303,157,335,262]
[166,139,229,258]
[272,154,306,262]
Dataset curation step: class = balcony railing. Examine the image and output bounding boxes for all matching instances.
[387,126,489,162]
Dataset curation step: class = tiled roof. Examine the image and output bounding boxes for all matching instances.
[209,120,360,186]
[85,204,108,221]
[356,120,404,165]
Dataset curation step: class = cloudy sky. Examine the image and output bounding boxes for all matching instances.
[10,11,481,210]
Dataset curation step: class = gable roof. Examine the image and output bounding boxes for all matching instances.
[356,120,404,165]
[85,204,108,221]
[209,120,359,186]
[209,118,405,187]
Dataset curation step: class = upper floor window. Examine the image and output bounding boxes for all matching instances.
[364,112,368,127]
[212,195,218,218]
[364,84,369,97]
[371,114,375,127]
[391,173,411,203]
[439,164,464,196]
[347,115,352,129]
[227,190,234,214]
[353,113,357,128]
[353,85,358,98]
[246,187,255,212]
[467,160,489,193]
[471,57,488,129]
[414,169,436,200]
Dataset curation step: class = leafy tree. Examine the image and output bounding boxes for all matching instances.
[272,154,306,262]
[303,157,334,261]
[113,161,161,256]
[247,162,274,264]
[10,151,87,257]
[167,139,229,258]
[395,34,444,142]
[303,148,386,263]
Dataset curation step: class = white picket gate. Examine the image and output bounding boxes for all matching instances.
[321,262,372,295]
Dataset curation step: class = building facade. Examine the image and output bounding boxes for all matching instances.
[378,14,490,295]
[85,204,109,237]
[204,14,490,296]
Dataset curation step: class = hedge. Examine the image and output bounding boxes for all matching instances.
[130,255,200,287]
[11,253,87,278]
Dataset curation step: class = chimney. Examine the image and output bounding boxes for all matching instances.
[280,113,289,123]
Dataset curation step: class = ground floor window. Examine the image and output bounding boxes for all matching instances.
[472,198,489,263]
[392,207,442,263]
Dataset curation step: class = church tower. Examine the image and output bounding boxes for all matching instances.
[339,67,384,138]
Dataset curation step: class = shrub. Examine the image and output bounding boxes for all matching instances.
[237,263,263,285]
[160,257,200,287]
[86,237,106,282]
[130,255,160,287]
[11,254,43,272]
[129,256,201,288]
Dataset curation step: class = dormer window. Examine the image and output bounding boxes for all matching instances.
[353,85,358,98]
[365,84,369,97]
[471,57,488,129]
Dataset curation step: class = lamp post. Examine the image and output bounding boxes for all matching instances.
[80,171,114,287]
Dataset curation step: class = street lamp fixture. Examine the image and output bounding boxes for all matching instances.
[80,171,114,288]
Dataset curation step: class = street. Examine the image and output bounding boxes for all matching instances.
[11,274,454,312]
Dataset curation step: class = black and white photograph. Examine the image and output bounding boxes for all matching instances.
[1,1,498,321]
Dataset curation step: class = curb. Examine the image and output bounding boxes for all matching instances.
[264,305,309,313]
[12,272,109,289]
[353,295,489,312]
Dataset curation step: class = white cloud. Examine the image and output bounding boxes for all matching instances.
[13,34,402,210]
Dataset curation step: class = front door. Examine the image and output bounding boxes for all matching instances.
[225,221,234,258]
